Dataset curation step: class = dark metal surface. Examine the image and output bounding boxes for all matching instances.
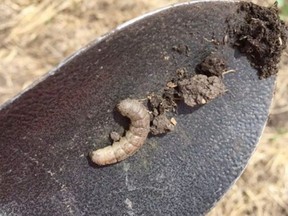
[0,1,274,215]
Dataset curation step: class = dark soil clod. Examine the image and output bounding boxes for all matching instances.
[228,2,287,79]
[150,114,176,135]
[196,53,228,77]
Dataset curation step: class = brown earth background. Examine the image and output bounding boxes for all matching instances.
[0,0,287,215]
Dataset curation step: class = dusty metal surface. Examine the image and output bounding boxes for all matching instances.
[0,1,274,215]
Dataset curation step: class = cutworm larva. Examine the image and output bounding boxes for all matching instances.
[90,99,150,165]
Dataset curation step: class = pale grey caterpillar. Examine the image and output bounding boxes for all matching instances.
[90,99,150,165]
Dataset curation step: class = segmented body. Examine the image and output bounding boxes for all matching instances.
[90,99,150,165]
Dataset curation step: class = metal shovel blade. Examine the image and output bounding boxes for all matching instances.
[0,1,275,215]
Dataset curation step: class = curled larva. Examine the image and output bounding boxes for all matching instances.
[90,99,150,165]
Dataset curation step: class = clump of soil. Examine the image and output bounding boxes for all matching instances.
[178,75,226,107]
[150,114,176,135]
[196,53,228,77]
[228,2,287,78]
[148,93,177,135]
[149,54,227,135]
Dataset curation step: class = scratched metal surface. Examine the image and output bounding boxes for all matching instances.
[0,1,274,216]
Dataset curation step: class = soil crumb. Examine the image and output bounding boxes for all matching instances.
[178,75,226,107]
[228,2,287,78]
[196,53,228,77]
[110,131,121,142]
[150,114,176,135]
[149,93,177,116]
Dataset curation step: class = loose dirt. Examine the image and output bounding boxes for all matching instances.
[149,53,227,135]
[227,2,287,78]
